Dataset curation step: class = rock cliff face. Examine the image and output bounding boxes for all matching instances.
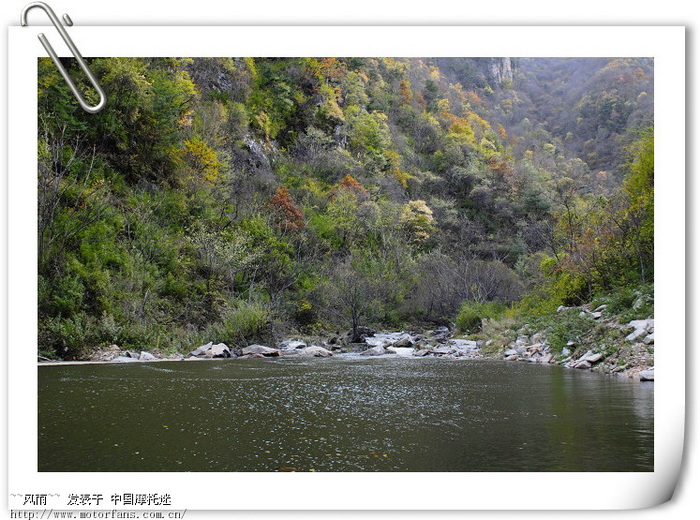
[487,58,514,87]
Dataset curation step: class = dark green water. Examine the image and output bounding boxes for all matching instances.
[38,356,653,472]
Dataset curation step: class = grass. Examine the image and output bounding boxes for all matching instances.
[462,284,654,360]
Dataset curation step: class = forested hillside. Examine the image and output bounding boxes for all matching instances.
[37,57,654,359]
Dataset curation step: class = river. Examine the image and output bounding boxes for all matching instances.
[38,356,653,471]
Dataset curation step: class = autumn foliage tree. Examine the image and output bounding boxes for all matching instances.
[540,128,654,303]
[177,136,221,186]
[267,187,305,233]
[35,56,654,359]
[334,174,369,200]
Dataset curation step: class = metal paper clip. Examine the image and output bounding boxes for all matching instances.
[21,2,106,113]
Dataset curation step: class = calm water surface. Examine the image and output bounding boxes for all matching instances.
[38,356,653,471]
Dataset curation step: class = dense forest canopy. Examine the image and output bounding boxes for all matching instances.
[37,56,654,359]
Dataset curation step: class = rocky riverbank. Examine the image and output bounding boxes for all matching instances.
[492,312,655,381]
[40,308,654,381]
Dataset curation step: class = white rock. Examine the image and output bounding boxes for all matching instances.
[531,332,546,344]
[639,370,654,381]
[626,328,647,342]
[365,337,392,348]
[628,319,654,332]
[111,356,140,363]
[386,347,415,357]
[643,333,655,345]
[242,345,280,357]
[360,346,386,356]
[190,342,213,357]
[209,343,231,358]
[585,353,603,363]
[139,351,156,361]
[392,336,414,348]
[299,346,333,357]
[449,339,480,350]
[633,295,652,310]
[279,339,307,350]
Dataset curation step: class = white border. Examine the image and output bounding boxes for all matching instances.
[7,25,685,511]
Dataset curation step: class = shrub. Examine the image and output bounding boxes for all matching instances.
[592,283,654,321]
[544,310,593,355]
[216,298,272,345]
[456,300,507,334]
[42,313,95,359]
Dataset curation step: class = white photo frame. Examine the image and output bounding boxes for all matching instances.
[7,25,685,511]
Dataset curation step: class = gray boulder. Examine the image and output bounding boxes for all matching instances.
[639,370,654,381]
[531,332,546,344]
[360,346,386,356]
[386,346,414,357]
[190,342,213,357]
[111,356,141,363]
[428,327,450,341]
[626,328,648,342]
[347,342,369,352]
[139,351,157,361]
[633,294,653,310]
[628,319,654,332]
[299,346,333,357]
[393,336,414,348]
[584,352,603,364]
[449,339,480,350]
[279,339,307,350]
[238,353,265,359]
[241,345,280,357]
[514,344,528,355]
[88,344,123,362]
[209,343,231,358]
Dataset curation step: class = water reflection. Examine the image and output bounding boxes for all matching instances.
[38,357,653,472]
